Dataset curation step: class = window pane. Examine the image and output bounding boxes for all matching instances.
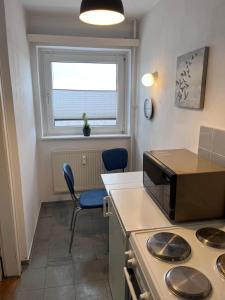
[50,61,119,128]
[52,62,117,91]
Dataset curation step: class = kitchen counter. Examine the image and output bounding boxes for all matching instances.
[109,187,173,234]
[102,173,175,300]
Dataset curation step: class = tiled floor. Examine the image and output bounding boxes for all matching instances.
[16,201,112,300]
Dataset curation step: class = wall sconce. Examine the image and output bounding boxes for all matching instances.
[142,72,158,87]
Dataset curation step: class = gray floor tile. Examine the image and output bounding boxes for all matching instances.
[32,239,50,252]
[16,289,44,300]
[76,218,95,236]
[19,267,46,290]
[38,216,56,227]
[15,202,111,299]
[29,251,48,269]
[71,236,97,262]
[35,225,53,242]
[49,230,71,249]
[45,265,75,288]
[75,280,111,300]
[39,205,54,218]
[51,224,71,236]
[47,257,73,267]
[48,246,72,263]
[93,235,108,260]
[44,285,76,300]
[74,258,108,284]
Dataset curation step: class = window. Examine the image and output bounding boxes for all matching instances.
[38,48,130,136]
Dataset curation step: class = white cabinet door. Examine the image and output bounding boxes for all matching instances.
[108,199,127,300]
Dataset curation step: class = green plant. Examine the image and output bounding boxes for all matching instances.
[82,112,90,129]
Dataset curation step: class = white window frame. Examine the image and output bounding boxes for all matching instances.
[38,47,130,136]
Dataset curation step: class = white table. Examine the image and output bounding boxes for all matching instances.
[101,171,143,194]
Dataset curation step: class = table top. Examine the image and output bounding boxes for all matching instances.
[104,181,143,194]
[101,171,143,194]
[101,171,143,185]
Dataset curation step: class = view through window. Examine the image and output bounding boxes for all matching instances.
[51,62,118,127]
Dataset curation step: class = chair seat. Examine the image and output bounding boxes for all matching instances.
[79,188,107,209]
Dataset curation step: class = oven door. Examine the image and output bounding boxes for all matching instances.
[124,267,152,300]
[143,152,176,220]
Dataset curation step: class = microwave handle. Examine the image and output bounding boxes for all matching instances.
[124,267,138,300]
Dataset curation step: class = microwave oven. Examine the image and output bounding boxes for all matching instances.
[143,149,225,222]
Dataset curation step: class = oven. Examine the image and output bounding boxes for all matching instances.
[124,250,153,300]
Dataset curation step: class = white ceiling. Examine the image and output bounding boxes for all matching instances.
[21,0,159,18]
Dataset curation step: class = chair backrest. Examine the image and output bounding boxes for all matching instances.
[102,148,128,171]
[63,163,75,195]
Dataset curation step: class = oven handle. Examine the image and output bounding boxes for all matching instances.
[124,267,138,300]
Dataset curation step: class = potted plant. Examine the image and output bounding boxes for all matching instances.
[82,113,91,136]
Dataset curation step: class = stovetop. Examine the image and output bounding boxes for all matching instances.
[166,266,212,299]
[129,222,225,300]
[196,227,225,249]
[147,232,191,262]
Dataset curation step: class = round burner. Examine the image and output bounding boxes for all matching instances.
[166,266,212,299]
[217,253,225,279]
[147,232,191,262]
[196,227,225,249]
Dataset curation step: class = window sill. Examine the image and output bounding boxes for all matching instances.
[40,134,131,141]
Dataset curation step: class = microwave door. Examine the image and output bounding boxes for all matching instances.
[143,154,175,219]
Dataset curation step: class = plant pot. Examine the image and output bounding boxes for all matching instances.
[83,127,91,136]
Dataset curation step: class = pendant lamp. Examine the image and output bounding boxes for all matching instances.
[79,0,125,26]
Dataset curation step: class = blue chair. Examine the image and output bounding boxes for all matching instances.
[63,163,107,253]
[102,148,128,172]
[64,148,128,253]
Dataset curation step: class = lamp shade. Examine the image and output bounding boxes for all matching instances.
[80,0,125,26]
[142,73,155,87]
[142,72,158,87]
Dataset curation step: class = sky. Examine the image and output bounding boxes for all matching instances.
[52,62,117,91]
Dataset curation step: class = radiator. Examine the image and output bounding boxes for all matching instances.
[51,150,105,193]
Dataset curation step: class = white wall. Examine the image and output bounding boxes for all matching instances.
[26,11,134,38]
[0,0,22,274]
[135,0,225,169]
[4,0,40,258]
[28,13,133,203]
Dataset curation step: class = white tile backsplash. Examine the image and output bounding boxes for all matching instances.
[199,126,214,151]
[198,126,225,168]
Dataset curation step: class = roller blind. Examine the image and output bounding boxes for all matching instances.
[52,90,117,120]
[51,62,118,124]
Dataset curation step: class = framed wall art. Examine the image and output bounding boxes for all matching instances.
[175,47,209,109]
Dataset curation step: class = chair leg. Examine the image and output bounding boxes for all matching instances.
[70,204,76,231]
[69,207,82,253]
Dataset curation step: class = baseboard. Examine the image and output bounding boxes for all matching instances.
[21,259,30,266]
[26,202,42,261]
